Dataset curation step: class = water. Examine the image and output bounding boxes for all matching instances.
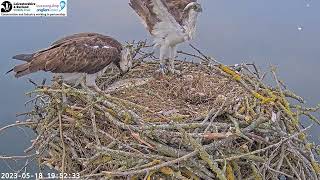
[0,0,319,174]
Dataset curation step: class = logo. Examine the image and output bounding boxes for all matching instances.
[59,0,65,11]
[0,0,67,17]
[1,1,12,12]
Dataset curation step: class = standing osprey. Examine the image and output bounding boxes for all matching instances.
[129,0,202,74]
[9,33,133,90]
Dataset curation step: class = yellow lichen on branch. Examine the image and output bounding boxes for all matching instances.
[226,163,235,180]
[219,64,241,81]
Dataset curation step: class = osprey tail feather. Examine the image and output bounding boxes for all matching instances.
[12,63,31,78]
[12,53,34,62]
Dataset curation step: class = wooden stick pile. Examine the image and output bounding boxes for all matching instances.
[1,44,319,180]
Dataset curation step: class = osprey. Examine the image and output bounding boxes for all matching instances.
[129,0,202,74]
[9,33,133,90]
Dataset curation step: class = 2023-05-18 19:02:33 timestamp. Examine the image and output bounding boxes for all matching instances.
[1,172,81,179]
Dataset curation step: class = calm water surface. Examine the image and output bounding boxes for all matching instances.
[0,0,319,173]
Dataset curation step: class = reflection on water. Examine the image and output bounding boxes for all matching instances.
[0,0,319,173]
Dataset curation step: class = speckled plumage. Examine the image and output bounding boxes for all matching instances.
[12,33,123,78]
[129,0,196,34]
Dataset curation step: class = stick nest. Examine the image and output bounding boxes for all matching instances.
[14,57,320,179]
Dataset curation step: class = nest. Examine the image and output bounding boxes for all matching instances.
[7,57,320,179]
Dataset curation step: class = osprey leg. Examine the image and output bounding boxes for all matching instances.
[168,45,180,74]
[85,73,102,92]
[158,44,170,74]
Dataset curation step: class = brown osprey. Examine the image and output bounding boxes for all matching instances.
[9,33,133,90]
[129,0,202,74]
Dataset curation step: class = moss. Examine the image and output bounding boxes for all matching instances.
[311,160,320,174]
[298,133,306,141]
[171,114,190,122]
[226,163,235,180]
[93,155,112,165]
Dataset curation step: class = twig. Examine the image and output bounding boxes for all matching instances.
[213,125,312,162]
[101,150,197,177]
[0,121,37,134]
[58,107,66,179]
[0,153,37,160]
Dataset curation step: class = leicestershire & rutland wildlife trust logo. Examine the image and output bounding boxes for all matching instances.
[1,1,13,12]
[0,0,67,16]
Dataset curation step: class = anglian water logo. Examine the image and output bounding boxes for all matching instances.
[59,0,65,11]
[1,1,13,12]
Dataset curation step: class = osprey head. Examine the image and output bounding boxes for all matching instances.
[119,44,133,74]
[184,2,203,13]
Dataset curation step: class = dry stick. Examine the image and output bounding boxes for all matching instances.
[16,147,46,174]
[297,161,307,180]
[58,108,66,179]
[301,112,320,126]
[0,121,37,134]
[271,66,286,96]
[284,156,302,180]
[99,150,198,177]
[247,62,261,79]
[90,105,101,145]
[212,125,312,163]
[189,44,214,63]
[102,93,150,112]
[0,153,37,160]
[267,166,294,179]
[93,145,172,163]
[228,115,252,143]
[24,118,59,153]
[138,122,231,131]
[84,165,102,180]
[283,90,305,103]
[98,130,149,157]
[272,67,320,174]
[177,125,227,180]
[292,104,320,112]
[271,66,289,108]
[177,50,207,62]
[203,98,227,133]
[86,140,231,178]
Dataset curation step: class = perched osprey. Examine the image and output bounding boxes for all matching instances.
[129,0,202,74]
[9,33,133,90]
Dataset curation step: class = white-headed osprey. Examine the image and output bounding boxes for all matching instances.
[9,33,133,90]
[129,0,202,74]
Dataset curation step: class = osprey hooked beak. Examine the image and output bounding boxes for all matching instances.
[184,2,203,13]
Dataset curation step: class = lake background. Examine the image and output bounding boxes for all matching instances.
[0,0,319,173]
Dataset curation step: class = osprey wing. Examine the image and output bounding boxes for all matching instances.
[129,0,158,34]
[164,0,197,25]
[130,0,185,37]
[12,33,122,77]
